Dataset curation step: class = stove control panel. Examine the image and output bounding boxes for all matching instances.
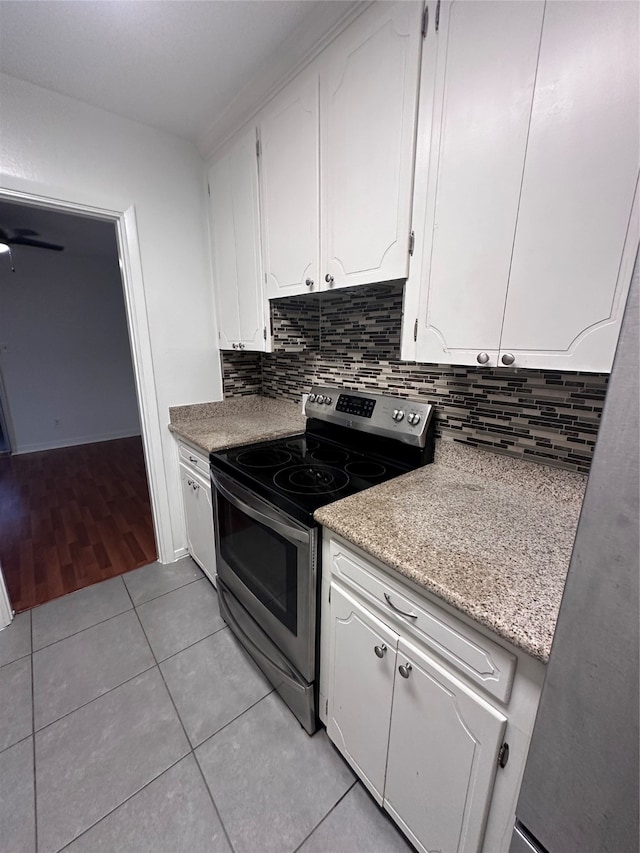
[304,386,434,449]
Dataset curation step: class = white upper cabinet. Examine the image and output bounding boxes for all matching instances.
[404,0,639,372]
[209,128,269,351]
[321,0,424,290]
[258,1,425,298]
[404,0,544,367]
[500,0,640,371]
[259,70,320,299]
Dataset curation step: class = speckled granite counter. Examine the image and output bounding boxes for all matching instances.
[315,441,587,662]
[169,396,306,454]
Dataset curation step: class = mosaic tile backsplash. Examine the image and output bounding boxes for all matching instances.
[222,282,608,473]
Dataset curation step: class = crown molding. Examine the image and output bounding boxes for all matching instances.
[197,1,370,161]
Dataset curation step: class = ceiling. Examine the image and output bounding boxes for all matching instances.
[0,0,357,155]
[0,200,118,263]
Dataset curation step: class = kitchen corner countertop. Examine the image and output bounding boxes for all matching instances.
[315,440,587,663]
[168,395,306,454]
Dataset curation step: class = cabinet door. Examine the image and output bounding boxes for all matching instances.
[385,638,506,853]
[180,467,216,585]
[500,1,639,372]
[209,129,267,351]
[321,1,423,290]
[327,583,399,804]
[259,71,320,299]
[407,0,543,366]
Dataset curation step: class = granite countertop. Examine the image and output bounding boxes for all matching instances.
[168,395,306,454]
[315,441,587,662]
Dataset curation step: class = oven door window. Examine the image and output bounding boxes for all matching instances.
[217,493,298,634]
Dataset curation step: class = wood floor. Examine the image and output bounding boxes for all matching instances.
[0,436,157,612]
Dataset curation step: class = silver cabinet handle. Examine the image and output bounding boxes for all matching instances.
[305,278,314,287]
[239,343,245,350]
[501,352,515,365]
[384,593,418,620]
[399,663,412,679]
[374,644,387,658]
[189,456,197,463]
[324,274,334,285]
[192,482,199,491]
[477,352,490,365]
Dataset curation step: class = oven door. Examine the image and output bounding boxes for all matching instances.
[211,468,317,682]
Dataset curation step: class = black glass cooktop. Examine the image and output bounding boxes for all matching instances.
[210,432,413,524]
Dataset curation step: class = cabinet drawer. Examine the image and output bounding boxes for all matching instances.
[330,539,516,704]
[177,440,209,475]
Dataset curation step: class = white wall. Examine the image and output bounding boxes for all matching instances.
[0,245,141,453]
[0,73,223,561]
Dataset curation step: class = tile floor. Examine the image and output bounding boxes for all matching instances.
[0,558,413,853]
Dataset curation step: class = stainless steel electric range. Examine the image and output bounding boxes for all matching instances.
[209,386,435,734]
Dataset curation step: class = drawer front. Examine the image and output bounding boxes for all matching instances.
[178,440,209,475]
[330,539,516,704]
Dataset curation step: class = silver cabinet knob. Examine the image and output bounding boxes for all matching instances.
[374,644,387,658]
[232,343,238,349]
[325,274,334,285]
[305,278,314,287]
[192,482,199,491]
[187,479,193,486]
[239,343,245,350]
[501,352,515,366]
[477,352,490,364]
[399,663,413,679]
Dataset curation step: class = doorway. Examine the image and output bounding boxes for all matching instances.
[0,199,158,610]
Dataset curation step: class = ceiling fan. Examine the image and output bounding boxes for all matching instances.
[0,226,64,272]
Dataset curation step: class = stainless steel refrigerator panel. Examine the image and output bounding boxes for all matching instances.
[513,258,639,852]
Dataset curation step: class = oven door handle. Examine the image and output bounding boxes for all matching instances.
[212,471,310,544]
[218,581,308,693]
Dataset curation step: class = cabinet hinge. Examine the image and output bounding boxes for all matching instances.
[325,698,329,716]
[263,326,267,341]
[256,137,261,158]
[409,230,415,256]
[413,318,418,342]
[435,0,441,32]
[422,5,429,37]
[498,742,510,769]
[207,182,210,197]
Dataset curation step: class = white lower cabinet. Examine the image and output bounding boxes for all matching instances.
[327,585,398,803]
[327,583,505,853]
[321,534,544,853]
[384,637,506,853]
[177,441,216,585]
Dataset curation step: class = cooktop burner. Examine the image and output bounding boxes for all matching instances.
[274,464,350,495]
[235,447,293,468]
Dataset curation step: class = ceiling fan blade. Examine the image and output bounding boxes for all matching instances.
[10,236,64,251]
[11,228,40,237]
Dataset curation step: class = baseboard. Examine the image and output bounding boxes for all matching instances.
[173,546,189,561]
[14,429,142,455]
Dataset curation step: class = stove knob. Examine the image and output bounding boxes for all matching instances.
[308,394,317,403]
[407,412,421,426]
[392,409,405,422]
[316,395,325,404]
[325,396,332,405]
